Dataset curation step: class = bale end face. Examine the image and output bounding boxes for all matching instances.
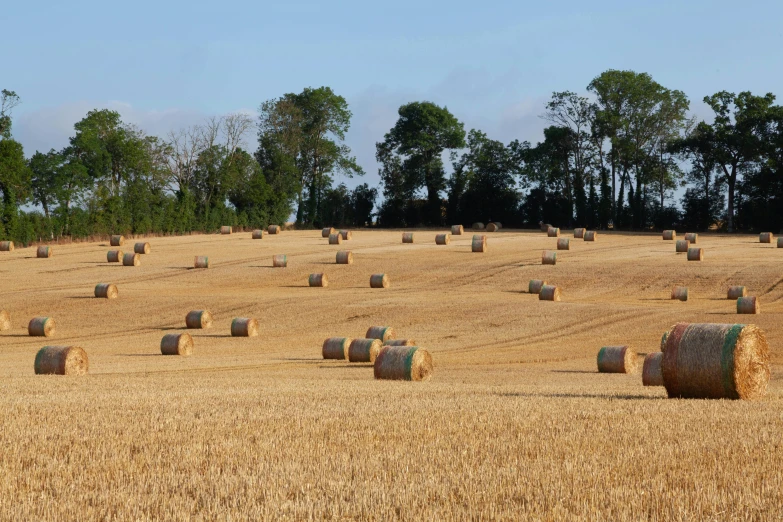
[160,333,194,356]
[336,251,354,264]
[231,318,259,337]
[642,352,664,386]
[528,279,547,294]
[34,346,88,375]
[737,296,760,314]
[186,310,213,329]
[539,285,561,301]
[451,225,464,235]
[348,338,382,363]
[597,346,638,374]
[435,233,450,245]
[366,326,395,342]
[94,283,118,299]
[542,251,557,265]
[370,274,389,288]
[671,286,688,301]
[28,317,55,337]
[556,238,570,250]
[134,242,150,254]
[374,346,433,381]
[194,256,210,269]
[309,273,328,287]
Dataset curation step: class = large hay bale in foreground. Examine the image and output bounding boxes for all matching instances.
[557,238,570,250]
[472,222,485,230]
[684,232,698,243]
[727,286,747,300]
[542,251,557,265]
[366,326,395,342]
[0,241,14,251]
[737,296,760,314]
[642,352,664,386]
[486,223,498,232]
[676,239,690,253]
[0,310,10,331]
[110,235,125,246]
[539,285,561,301]
[37,246,52,258]
[107,250,123,263]
[661,323,769,399]
[370,274,389,288]
[348,338,382,363]
[573,228,585,239]
[528,279,547,294]
[451,225,464,235]
[268,225,281,234]
[383,339,416,346]
[160,333,193,356]
[134,242,150,254]
[34,346,88,375]
[760,232,773,243]
[671,286,688,301]
[29,317,55,337]
[252,230,263,239]
[435,233,450,245]
[309,273,328,287]
[374,346,433,381]
[662,230,676,240]
[547,227,560,238]
[402,232,414,243]
[322,337,351,359]
[472,235,487,253]
[194,256,210,269]
[231,317,259,337]
[583,231,597,242]
[186,310,213,329]
[94,283,118,299]
[336,250,353,264]
[123,252,140,266]
[687,247,703,261]
[272,254,287,267]
[220,226,232,235]
[597,346,638,374]
[340,230,352,240]
[329,233,342,245]
[322,227,335,238]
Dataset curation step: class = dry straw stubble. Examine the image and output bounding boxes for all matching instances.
[597,346,638,374]
[110,235,125,246]
[231,318,259,337]
[94,283,118,299]
[34,346,88,375]
[309,273,328,287]
[366,326,395,342]
[194,256,209,269]
[107,250,123,262]
[348,338,382,363]
[160,333,194,356]
[539,285,561,301]
[28,317,55,337]
[186,310,213,329]
[336,251,353,264]
[370,274,389,288]
[435,233,450,245]
[642,352,664,386]
[322,337,352,359]
[737,296,760,314]
[123,253,140,266]
[374,346,434,381]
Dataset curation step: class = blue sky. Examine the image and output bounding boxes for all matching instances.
[6,0,783,189]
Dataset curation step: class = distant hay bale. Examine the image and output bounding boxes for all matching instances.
[366,326,395,342]
[597,346,638,374]
[34,346,88,375]
[539,285,561,301]
[94,283,118,299]
[374,346,433,381]
[322,227,335,238]
[110,235,125,246]
[329,233,342,245]
[547,227,560,237]
[0,241,14,251]
[574,228,585,239]
[778,237,783,248]
[322,337,351,359]
[402,232,414,243]
[584,231,597,241]
[252,230,263,239]
[471,235,487,252]
[272,254,287,267]
[472,222,485,230]
[268,225,281,234]
[340,230,352,240]
[220,226,232,235]
[727,286,747,300]
[0,310,10,331]
[160,333,193,356]
[542,251,557,265]
[134,242,150,254]
[760,232,773,243]
[671,286,688,301]
[557,238,570,250]
[684,232,698,243]
[336,250,353,264]
[486,223,498,232]
[676,239,690,253]
[528,279,547,294]
[309,273,328,287]
[348,338,382,363]
[435,233,450,245]
[539,222,552,232]
[37,246,52,258]
[662,230,676,240]
[194,256,210,269]
[370,274,389,288]
[28,317,55,337]
[451,225,464,235]
[737,296,760,314]
[642,352,664,386]
[186,310,213,329]
[231,317,259,337]
[123,252,140,266]
[107,250,123,263]
[383,339,416,346]
[687,247,703,261]
[494,222,503,229]
[661,323,769,399]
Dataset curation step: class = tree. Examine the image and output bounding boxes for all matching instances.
[0,89,21,138]
[0,139,31,238]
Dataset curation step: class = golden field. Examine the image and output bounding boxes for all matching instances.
[0,229,782,521]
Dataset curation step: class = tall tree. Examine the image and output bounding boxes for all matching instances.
[0,89,21,138]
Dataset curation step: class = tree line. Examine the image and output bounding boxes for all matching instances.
[1,70,783,245]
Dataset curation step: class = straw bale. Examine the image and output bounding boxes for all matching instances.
[134,242,150,254]
[778,237,783,248]
[557,238,570,250]
[322,227,335,237]
[671,286,688,301]
[687,247,703,261]
[252,230,263,239]
[539,222,552,232]
[662,230,676,240]
[760,232,773,243]
[309,273,328,287]
[546,227,559,238]
[348,338,382,363]
[37,246,52,258]
[220,226,232,235]
[0,241,14,251]
[642,352,664,386]
[435,233,450,245]
[123,252,140,266]
[684,232,698,243]
[486,223,498,232]
[322,337,351,359]
[584,231,597,241]
[329,233,342,245]
[186,310,213,329]
[194,256,210,268]
[472,235,487,252]
[402,232,414,243]
[34,346,88,375]
[542,251,557,265]
[107,250,123,263]
[272,254,287,267]
[676,239,690,252]
[94,283,118,299]
[374,346,433,381]
[0,310,10,331]
[340,230,352,240]
[366,326,395,342]
[370,274,389,288]
[451,225,464,235]
[597,346,638,373]
[160,333,193,356]
[528,279,547,294]
[268,225,281,234]
[110,235,125,246]
[472,222,485,230]
[539,285,561,301]
[737,296,759,314]
[573,228,585,239]
[727,286,747,300]
[231,317,259,337]
[336,251,353,264]
[28,317,55,337]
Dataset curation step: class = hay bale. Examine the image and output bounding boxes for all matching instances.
[557,238,570,250]
[547,227,560,237]
[309,273,328,287]
[37,246,52,258]
[194,256,210,269]
[727,286,747,300]
[28,317,55,337]
[542,251,557,265]
[486,223,498,232]
[495,222,503,229]
[272,254,287,267]
[737,296,760,314]
[451,225,464,235]
[0,310,10,331]
[662,230,676,240]
[435,233,450,245]
[134,242,150,254]
[340,230,352,240]
[760,232,773,243]
[160,333,193,356]
[383,339,416,346]
[268,225,281,234]
[528,279,547,294]
[336,250,353,264]
[329,233,342,245]
[778,237,783,248]
[123,252,140,266]
[472,222,485,230]
[684,232,698,243]
[34,346,88,375]
[671,286,688,301]
[374,346,433,381]
[471,235,487,253]
[348,338,382,363]
[661,323,769,399]
[597,346,638,374]
[0,241,14,251]
[322,227,335,238]
[402,232,414,243]
[584,231,597,241]
[642,352,664,386]
[366,326,395,342]
[107,250,123,263]
[573,228,585,239]
[539,222,553,232]
[539,285,561,301]
[370,274,389,288]
[322,337,351,359]
[676,239,690,253]
[231,317,259,337]
[252,229,263,239]
[110,235,125,246]
[220,226,232,235]
[687,247,703,261]
[94,283,118,299]
[186,310,213,329]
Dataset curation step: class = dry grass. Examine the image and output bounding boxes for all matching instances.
[1,230,783,519]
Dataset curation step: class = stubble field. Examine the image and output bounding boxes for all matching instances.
[1,229,782,521]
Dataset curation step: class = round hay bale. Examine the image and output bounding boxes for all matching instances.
[642,352,664,386]
[547,226,560,237]
[185,310,213,329]
[451,225,464,235]
[528,279,547,294]
[471,235,487,253]
[110,235,125,246]
[778,237,783,248]
[348,338,382,363]
[329,233,342,245]
[597,346,638,374]
[28,317,55,337]
[268,225,281,234]
[584,231,597,242]
[662,230,676,240]
[0,310,11,331]
[557,238,570,250]
[134,242,150,254]
[539,222,553,232]
[194,256,210,269]
[107,250,123,263]
[661,323,769,399]
[272,254,287,267]
[472,222,485,230]
[336,250,353,264]
[160,333,193,356]
[374,346,433,381]
[366,326,395,342]
[737,296,760,314]
[252,229,263,239]
[676,239,690,253]
[760,232,773,243]
[0,241,14,251]
[94,283,118,299]
[684,232,698,243]
[322,227,335,238]
[231,317,259,337]
[573,228,585,239]
[322,337,351,359]
[383,339,416,346]
[539,285,561,301]
[727,286,747,300]
[340,230,352,240]
[37,246,52,258]
[123,252,140,266]
[671,286,688,301]
[495,222,503,229]
[435,233,450,245]
[402,232,414,243]
[486,223,498,232]
[220,226,232,235]
[370,274,389,288]
[309,273,328,287]
[542,251,557,265]
[661,328,673,352]
[34,346,88,375]
[687,247,703,261]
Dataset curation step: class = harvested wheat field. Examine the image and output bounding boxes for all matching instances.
[1,229,783,520]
